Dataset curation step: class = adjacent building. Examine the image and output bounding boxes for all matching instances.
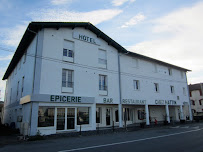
[189,83,203,113]
[2,22,192,136]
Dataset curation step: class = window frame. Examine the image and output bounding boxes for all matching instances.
[63,40,74,58]
[96,107,101,124]
[98,49,107,65]
[154,83,159,93]
[38,106,55,127]
[168,68,172,76]
[170,85,175,94]
[77,107,90,125]
[133,80,140,91]
[99,75,107,91]
[62,69,74,88]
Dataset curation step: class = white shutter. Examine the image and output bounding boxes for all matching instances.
[64,40,74,50]
[99,49,106,60]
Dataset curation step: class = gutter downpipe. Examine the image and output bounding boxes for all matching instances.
[185,72,193,121]
[27,28,38,135]
[118,52,123,127]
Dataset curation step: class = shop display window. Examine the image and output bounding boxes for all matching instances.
[38,107,55,127]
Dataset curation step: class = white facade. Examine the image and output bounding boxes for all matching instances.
[3,22,192,136]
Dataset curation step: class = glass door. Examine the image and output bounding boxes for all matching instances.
[57,108,65,130]
[67,108,75,130]
[106,108,111,126]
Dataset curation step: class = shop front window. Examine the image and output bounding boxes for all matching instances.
[38,107,55,127]
[138,110,145,120]
[77,107,89,125]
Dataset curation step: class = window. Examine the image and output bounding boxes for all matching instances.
[170,86,174,94]
[10,88,12,104]
[190,91,192,97]
[191,100,195,105]
[199,100,202,105]
[115,109,119,122]
[168,68,172,76]
[62,69,73,88]
[183,87,186,95]
[17,81,19,97]
[96,107,101,123]
[63,40,74,58]
[38,107,55,127]
[99,75,107,91]
[138,110,145,120]
[98,49,107,66]
[21,77,24,97]
[123,108,132,121]
[199,90,202,96]
[154,83,159,92]
[133,80,140,90]
[77,107,89,125]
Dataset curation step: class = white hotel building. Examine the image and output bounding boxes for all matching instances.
[2,22,192,136]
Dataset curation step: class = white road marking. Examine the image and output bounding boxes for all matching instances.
[58,128,203,152]
[170,126,180,129]
[181,126,189,128]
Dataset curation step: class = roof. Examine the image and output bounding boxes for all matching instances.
[189,83,203,92]
[2,22,191,80]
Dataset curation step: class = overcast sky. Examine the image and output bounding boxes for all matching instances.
[0,0,203,100]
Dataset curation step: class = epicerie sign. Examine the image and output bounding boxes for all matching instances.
[50,95,81,103]
[122,99,146,105]
[155,100,177,105]
[73,32,100,45]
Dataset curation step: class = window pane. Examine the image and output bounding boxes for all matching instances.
[99,75,107,90]
[38,107,55,127]
[57,108,65,130]
[67,70,73,87]
[96,107,101,123]
[62,70,66,87]
[138,110,145,120]
[63,49,67,56]
[115,109,119,122]
[77,107,89,125]
[68,50,73,57]
[98,50,106,60]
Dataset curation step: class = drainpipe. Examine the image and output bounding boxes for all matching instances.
[185,72,193,121]
[27,28,39,135]
[118,53,123,127]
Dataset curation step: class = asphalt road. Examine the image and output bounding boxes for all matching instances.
[1,123,203,152]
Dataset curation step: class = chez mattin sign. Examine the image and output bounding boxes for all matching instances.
[155,100,177,105]
[73,32,100,45]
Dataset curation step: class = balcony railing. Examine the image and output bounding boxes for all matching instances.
[99,85,107,91]
[62,81,74,88]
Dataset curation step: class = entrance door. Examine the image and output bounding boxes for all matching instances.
[106,108,111,126]
[67,108,75,129]
[57,108,65,130]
